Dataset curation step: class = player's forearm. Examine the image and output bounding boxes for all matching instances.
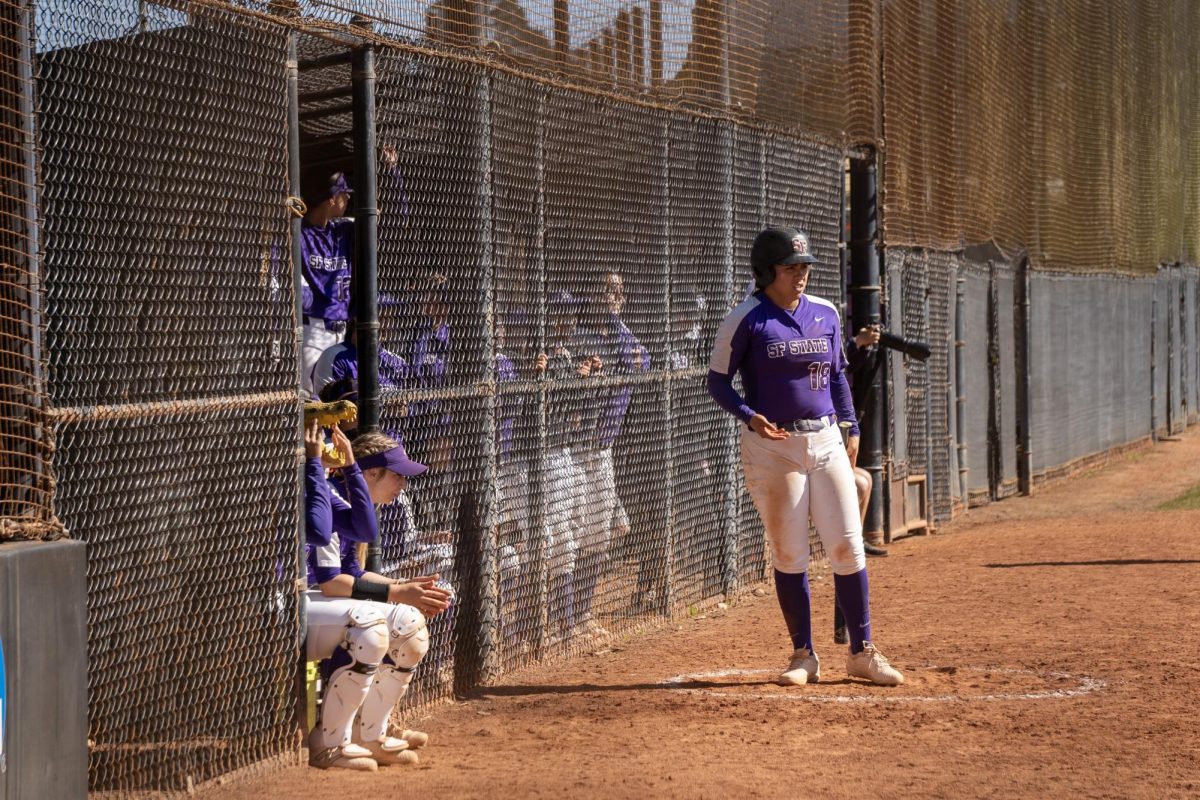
[316,574,354,597]
[707,369,754,424]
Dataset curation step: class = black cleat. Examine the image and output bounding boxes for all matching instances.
[864,542,889,557]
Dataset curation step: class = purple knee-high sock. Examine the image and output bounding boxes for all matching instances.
[833,569,872,654]
[773,570,814,652]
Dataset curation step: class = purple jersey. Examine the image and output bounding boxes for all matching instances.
[307,467,377,586]
[411,322,450,387]
[308,532,363,586]
[496,352,518,457]
[300,218,354,322]
[581,313,649,449]
[707,292,859,436]
[311,341,410,400]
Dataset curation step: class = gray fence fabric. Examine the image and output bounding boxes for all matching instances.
[888,254,1199,521]
[1028,272,1160,474]
[959,261,991,503]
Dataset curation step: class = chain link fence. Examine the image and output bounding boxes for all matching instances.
[2,0,1200,795]
[0,0,56,541]
[359,46,844,699]
[34,2,300,791]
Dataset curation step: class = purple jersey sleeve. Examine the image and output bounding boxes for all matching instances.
[340,537,365,579]
[707,296,758,423]
[706,369,755,424]
[308,534,343,586]
[329,463,379,544]
[304,457,333,546]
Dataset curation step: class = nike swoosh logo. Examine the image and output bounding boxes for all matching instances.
[814,316,824,322]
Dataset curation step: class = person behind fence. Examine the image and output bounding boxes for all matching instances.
[571,273,648,636]
[309,319,412,404]
[303,422,452,770]
[706,225,904,687]
[299,171,356,398]
[496,311,533,647]
[833,323,887,643]
[535,291,596,639]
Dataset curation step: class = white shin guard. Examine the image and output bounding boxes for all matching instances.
[314,605,389,750]
[358,604,430,744]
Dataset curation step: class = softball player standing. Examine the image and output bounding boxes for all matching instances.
[707,226,903,686]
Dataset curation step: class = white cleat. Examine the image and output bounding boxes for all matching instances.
[399,729,430,749]
[845,642,904,686]
[778,648,821,686]
[308,743,378,772]
[361,738,419,766]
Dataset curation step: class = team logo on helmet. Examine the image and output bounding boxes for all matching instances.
[792,235,809,256]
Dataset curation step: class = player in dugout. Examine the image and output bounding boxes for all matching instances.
[299,172,355,398]
[302,420,452,770]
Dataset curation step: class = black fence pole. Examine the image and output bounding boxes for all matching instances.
[351,29,381,572]
[1014,256,1033,494]
[848,156,884,540]
[351,37,380,436]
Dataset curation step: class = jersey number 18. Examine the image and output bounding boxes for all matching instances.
[808,361,831,390]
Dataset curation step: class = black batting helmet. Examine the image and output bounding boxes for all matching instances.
[750,226,818,289]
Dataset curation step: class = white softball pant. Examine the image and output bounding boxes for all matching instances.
[740,424,865,575]
[578,446,618,554]
[301,321,345,398]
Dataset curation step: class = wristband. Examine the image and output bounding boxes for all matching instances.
[350,577,390,602]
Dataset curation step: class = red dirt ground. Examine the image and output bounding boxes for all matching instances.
[202,431,1200,800]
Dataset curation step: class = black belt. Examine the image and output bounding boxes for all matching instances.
[303,315,347,333]
[777,414,837,433]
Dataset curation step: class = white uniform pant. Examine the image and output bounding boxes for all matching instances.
[301,321,346,398]
[740,424,865,576]
[578,446,618,555]
[545,447,584,575]
[305,592,380,662]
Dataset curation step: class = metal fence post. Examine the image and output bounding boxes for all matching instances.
[351,32,380,438]
[1014,256,1033,494]
[529,87,551,658]
[986,260,1001,499]
[452,68,498,691]
[849,156,884,539]
[18,0,48,524]
[350,29,385,579]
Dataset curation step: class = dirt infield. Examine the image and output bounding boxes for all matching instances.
[204,431,1200,800]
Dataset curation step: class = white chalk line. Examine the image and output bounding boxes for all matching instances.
[656,665,1106,704]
